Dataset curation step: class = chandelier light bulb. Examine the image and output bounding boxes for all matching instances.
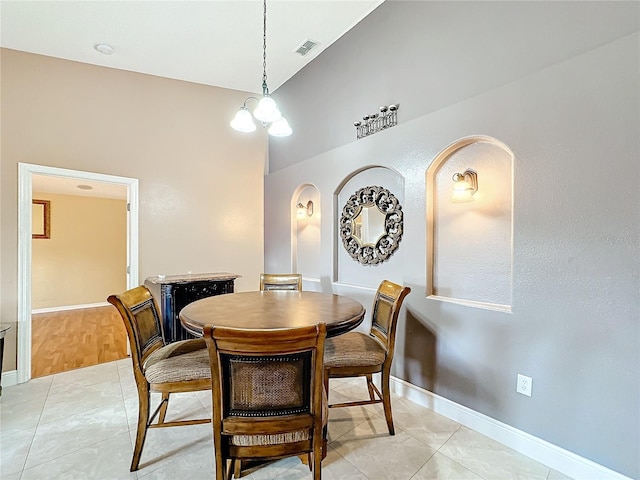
[268,116,292,137]
[230,107,257,132]
[253,95,281,123]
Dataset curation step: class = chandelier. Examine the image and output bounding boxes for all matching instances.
[230,0,292,137]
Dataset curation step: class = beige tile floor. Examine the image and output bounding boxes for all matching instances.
[0,359,572,479]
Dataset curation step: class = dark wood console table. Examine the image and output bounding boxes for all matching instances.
[0,324,9,396]
[145,272,240,343]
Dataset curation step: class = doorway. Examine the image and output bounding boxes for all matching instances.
[17,163,139,383]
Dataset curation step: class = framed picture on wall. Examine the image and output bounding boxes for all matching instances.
[32,199,50,239]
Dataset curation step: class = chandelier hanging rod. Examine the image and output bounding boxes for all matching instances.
[230,0,291,137]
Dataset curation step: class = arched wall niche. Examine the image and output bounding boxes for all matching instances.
[334,165,405,288]
[291,184,321,282]
[426,135,513,312]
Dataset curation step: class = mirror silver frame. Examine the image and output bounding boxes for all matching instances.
[339,185,403,265]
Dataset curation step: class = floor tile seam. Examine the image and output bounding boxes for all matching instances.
[433,429,544,480]
[45,380,126,402]
[0,434,32,477]
[21,427,129,473]
[328,380,367,396]
[194,389,212,412]
[22,432,115,472]
[36,398,130,430]
[442,425,554,478]
[134,448,211,479]
[328,403,385,421]
[21,377,53,467]
[434,447,493,480]
[399,424,452,453]
[48,362,121,382]
[423,423,493,478]
[326,444,373,480]
[117,379,136,442]
[403,422,463,452]
[116,364,139,409]
[326,411,381,444]
[0,423,38,442]
[406,448,438,480]
[0,393,50,410]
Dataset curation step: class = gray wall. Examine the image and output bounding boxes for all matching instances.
[265,1,640,478]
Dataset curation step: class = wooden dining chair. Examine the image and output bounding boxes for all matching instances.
[107,286,212,471]
[323,280,410,435]
[203,323,327,480]
[259,273,302,291]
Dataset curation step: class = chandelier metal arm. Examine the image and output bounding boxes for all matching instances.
[242,96,260,108]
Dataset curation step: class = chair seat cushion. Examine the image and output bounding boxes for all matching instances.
[324,332,386,368]
[144,338,210,384]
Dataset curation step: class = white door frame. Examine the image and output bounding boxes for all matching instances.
[17,163,139,383]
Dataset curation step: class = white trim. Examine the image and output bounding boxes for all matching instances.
[18,164,32,384]
[390,376,632,480]
[17,163,139,385]
[426,295,512,313]
[32,302,110,314]
[331,281,377,292]
[1,370,18,389]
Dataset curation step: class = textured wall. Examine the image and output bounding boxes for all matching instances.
[265,2,639,477]
[31,193,127,309]
[1,49,267,371]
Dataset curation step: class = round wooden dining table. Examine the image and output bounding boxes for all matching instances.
[179,290,365,338]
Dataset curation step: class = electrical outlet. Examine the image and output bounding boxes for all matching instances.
[517,374,532,397]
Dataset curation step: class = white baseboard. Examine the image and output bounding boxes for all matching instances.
[1,369,18,389]
[390,376,632,480]
[32,302,109,314]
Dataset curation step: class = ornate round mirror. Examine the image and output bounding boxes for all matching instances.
[339,185,403,265]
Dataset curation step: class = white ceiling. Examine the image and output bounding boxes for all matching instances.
[32,175,128,200]
[1,0,383,94]
[5,0,383,197]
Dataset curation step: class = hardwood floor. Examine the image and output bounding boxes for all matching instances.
[31,305,128,378]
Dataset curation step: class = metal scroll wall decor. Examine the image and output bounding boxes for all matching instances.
[339,185,404,265]
[353,105,399,140]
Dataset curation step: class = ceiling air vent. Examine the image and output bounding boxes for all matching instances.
[294,39,319,56]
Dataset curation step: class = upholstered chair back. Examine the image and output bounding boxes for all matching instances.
[259,273,303,291]
[108,286,165,373]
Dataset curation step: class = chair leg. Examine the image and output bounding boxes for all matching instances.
[158,392,170,424]
[312,443,322,480]
[381,370,394,435]
[131,386,151,471]
[366,374,376,401]
[323,369,330,401]
[214,429,232,480]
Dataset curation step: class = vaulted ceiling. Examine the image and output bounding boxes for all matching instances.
[1,0,383,94]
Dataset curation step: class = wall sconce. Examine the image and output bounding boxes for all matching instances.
[451,170,478,203]
[296,200,314,218]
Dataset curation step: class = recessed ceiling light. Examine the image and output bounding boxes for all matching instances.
[77,184,94,190]
[94,43,114,55]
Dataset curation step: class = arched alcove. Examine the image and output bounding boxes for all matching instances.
[291,184,321,281]
[335,166,405,288]
[426,136,513,311]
